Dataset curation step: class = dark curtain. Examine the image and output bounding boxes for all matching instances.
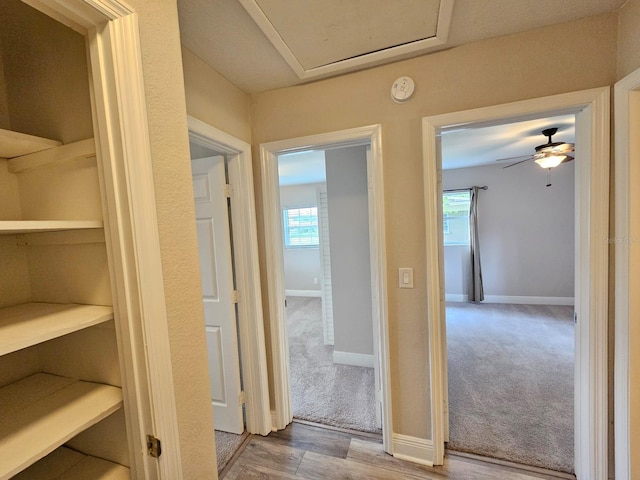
[469,186,484,302]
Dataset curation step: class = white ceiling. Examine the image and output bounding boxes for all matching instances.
[441,114,575,170]
[278,150,326,186]
[178,0,625,94]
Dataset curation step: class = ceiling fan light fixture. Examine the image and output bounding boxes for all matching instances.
[535,154,567,169]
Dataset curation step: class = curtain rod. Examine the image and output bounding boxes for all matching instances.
[443,185,488,193]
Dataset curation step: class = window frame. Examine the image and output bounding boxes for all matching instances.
[282,205,320,248]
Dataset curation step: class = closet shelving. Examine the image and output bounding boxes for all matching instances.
[0,129,130,479]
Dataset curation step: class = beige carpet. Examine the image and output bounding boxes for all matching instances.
[214,430,247,473]
[446,302,574,473]
[286,296,380,433]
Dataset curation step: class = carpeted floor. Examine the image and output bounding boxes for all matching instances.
[286,296,380,434]
[214,430,247,473]
[446,302,574,473]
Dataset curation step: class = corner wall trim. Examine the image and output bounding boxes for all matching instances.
[333,351,374,368]
[392,433,434,467]
[285,289,322,298]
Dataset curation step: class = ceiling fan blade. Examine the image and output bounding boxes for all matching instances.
[495,154,532,163]
[503,157,533,168]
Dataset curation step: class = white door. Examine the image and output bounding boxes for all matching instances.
[192,155,244,434]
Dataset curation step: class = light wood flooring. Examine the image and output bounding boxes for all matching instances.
[221,422,574,480]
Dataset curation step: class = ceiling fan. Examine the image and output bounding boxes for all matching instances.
[497,127,575,169]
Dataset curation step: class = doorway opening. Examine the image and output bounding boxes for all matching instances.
[423,88,610,478]
[439,114,576,474]
[278,145,381,434]
[259,124,393,452]
[188,117,271,472]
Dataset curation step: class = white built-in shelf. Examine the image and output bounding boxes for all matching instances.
[0,303,114,356]
[0,373,123,480]
[0,129,61,158]
[7,138,96,173]
[12,447,129,480]
[0,220,103,235]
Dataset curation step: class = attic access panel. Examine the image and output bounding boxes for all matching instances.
[239,0,453,80]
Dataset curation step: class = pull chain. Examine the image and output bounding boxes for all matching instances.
[546,168,552,187]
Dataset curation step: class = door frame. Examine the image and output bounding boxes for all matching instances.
[422,87,610,477]
[188,116,272,436]
[24,1,184,478]
[614,66,640,480]
[260,124,393,452]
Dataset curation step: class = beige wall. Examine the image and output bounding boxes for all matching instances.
[182,46,252,143]
[617,0,640,79]
[442,162,575,299]
[251,14,617,439]
[124,1,217,478]
[0,1,92,143]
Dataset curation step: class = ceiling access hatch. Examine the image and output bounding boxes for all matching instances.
[239,0,454,80]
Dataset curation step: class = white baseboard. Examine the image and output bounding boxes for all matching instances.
[392,433,434,467]
[482,295,574,306]
[285,289,322,297]
[445,294,574,306]
[445,294,468,302]
[333,351,374,368]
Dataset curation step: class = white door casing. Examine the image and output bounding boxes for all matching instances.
[260,124,392,452]
[22,1,185,478]
[192,156,244,434]
[187,116,272,437]
[614,66,640,480]
[423,87,610,476]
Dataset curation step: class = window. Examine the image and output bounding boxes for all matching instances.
[283,206,319,247]
[443,191,471,245]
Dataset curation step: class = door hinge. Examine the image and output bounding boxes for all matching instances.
[224,183,233,198]
[239,390,247,405]
[146,434,162,458]
[231,290,239,304]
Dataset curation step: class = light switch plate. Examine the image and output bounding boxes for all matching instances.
[399,267,414,288]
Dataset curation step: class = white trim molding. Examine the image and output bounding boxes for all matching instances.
[423,87,610,478]
[260,124,393,453]
[445,294,574,305]
[392,434,434,467]
[285,289,322,297]
[187,116,272,436]
[333,351,374,368]
[482,296,575,306]
[613,67,640,480]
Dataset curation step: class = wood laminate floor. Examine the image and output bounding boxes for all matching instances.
[221,422,575,480]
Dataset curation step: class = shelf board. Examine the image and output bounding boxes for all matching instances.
[0,373,123,480]
[7,138,96,173]
[0,129,61,158]
[0,220,103,234]
[0,303,114,356]
[12,447,129,480]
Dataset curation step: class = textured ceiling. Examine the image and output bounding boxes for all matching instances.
[178,0,625,94]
